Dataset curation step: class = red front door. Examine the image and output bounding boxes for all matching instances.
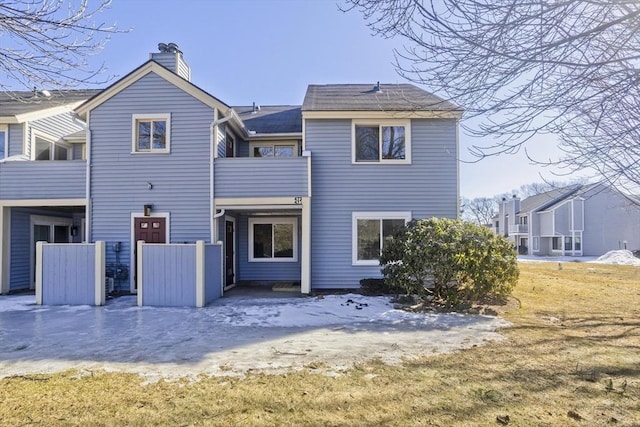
[134,217,166,289]
[135,217,166,244]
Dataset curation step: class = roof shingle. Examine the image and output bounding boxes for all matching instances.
[0,89,102,117]
[301,83,460,112]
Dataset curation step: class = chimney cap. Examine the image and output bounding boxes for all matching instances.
[158,42,181,54]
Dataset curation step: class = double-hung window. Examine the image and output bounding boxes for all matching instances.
[249,217,298,262]
[352,120,410,164]
[352,212,411,265]
[132,114,170,153]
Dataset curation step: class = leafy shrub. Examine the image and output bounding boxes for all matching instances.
[379,218,519,305]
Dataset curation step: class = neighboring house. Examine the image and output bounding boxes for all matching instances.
[494,183,640,256]
[0,89,101,293]
[0,43,461,299]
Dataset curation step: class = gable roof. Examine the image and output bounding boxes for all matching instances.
[234,105,302,135]
[75,60,231,120]
[0,89,100,123]
[301,83,461,112]
[519,184,582,213]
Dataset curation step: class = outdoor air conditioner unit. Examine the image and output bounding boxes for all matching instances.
[105,277,115,294]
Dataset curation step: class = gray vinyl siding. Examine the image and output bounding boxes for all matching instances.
[237,139,250,157]
[214,157,308,198]
[581,187,640,255]
[30,112,84,142]
[9,208,74,291]
[573,199,584,230]
[539,211,553,236]
[554,203,570,235]
[7,123,24,157]
[89,72,214,289]
[0,161,86,200]
[305,118,458,288]
[217,123,226,158]
[204,244,222,303]
[150,52,191,81]
[236,215,302,282]
[72,143,84,160]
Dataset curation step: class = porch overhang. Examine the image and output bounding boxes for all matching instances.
[214,197,304,211]
[214,196,311,295]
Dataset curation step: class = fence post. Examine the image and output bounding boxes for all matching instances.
[35,241,44,305]
[94,241,106,306]
[196,240,205,308]
[137,240,144,307]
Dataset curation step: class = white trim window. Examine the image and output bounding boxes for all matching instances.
[31,131,69,161]
[352,120,411,164]
[249,217,298,262]
[532,236,539,251]
[0,124,7,159]
[352,212,411,265]
[132,113,171,153]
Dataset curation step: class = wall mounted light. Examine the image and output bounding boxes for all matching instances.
[147,182,153,190]
[144,204,153,216]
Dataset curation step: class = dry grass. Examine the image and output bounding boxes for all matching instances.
[1,262,639,426]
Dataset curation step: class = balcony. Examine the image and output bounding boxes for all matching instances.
[0,160,86,200]
[509,223,529,234]
[214,157,309,198]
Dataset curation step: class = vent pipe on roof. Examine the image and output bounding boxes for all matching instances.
[374,81,382,93]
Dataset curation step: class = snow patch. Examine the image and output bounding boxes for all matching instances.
[0,293,510,379]
[593,250,640,266]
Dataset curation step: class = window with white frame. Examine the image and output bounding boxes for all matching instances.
[32,132,69,161]
[352,212,411,265]
[352,120,410,164]
[250,142,297,158]
[552,237,562,250]
[0,124,7,159]
[249,217,298,262]
[533,237,539,251]
[132,114,170,153]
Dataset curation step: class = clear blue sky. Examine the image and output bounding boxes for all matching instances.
[29,0,574,198]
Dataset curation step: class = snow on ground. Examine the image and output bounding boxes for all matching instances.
[519,249,640,266]
[0,293,509,381]
[592,250,640,266]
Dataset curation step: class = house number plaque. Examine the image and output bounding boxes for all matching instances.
[294,197,302,205]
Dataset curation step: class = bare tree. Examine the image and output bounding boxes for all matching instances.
[343,0,640,197]
[461,197,497,225]
[0,0,126,98]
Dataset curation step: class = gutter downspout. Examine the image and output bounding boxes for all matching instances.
[210,109,234,243]
[84,112,91,243]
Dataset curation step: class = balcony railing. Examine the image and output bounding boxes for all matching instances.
[509,223,529,234]
[214,157,308,198]
[0,160,86,200]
